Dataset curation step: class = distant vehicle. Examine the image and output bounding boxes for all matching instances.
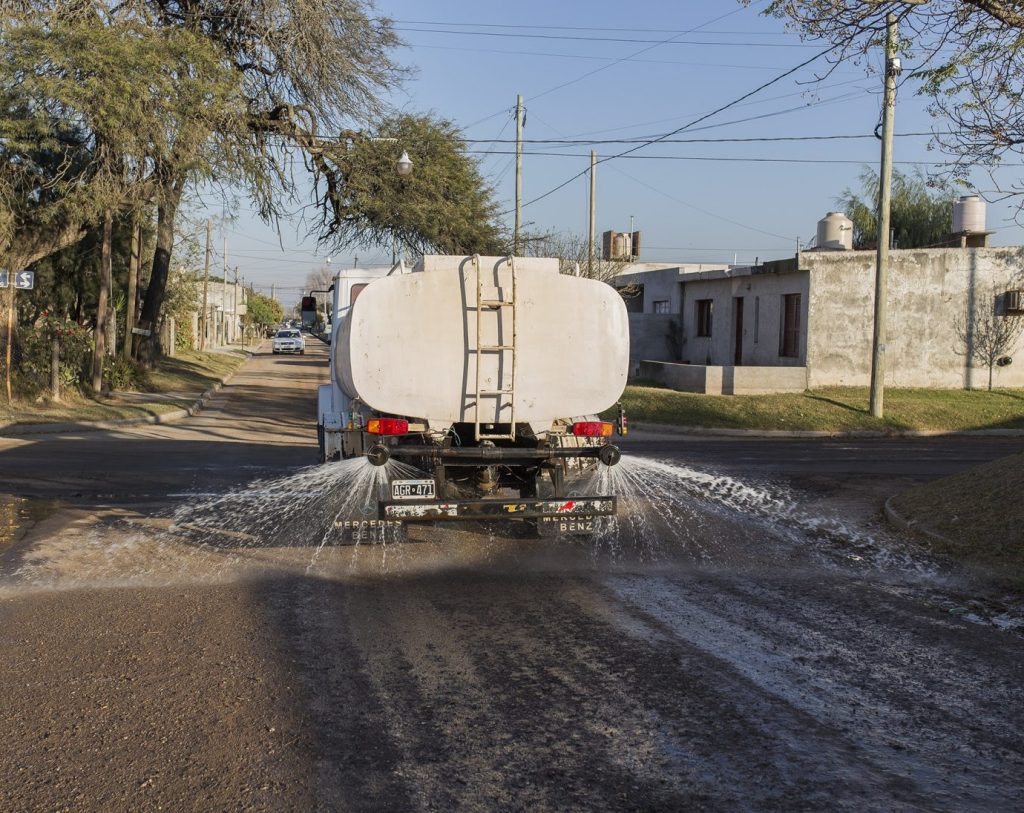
[272,328,305,355]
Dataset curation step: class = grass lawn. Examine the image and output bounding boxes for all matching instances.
[610,384,1024,433]
[0,349,248,427]
[890,451,1024,590]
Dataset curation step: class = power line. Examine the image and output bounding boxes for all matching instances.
[504,40,841,214]
[393,20,802,37]
[462,132,934,145]
[394,27,822,48]
[471,149,950,167]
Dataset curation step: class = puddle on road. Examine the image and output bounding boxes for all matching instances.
[0,494,58,551]
[2,457,1019,632]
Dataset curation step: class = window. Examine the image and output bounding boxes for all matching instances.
[349,283,368,305]
[780,293,801,357]
[695,299,713,337]
[653,300,670,314]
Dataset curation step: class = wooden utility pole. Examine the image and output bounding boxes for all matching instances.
[91,208,113,392]
[4,284,13,403]
[233,267,239,346]
[123,218,141,360]
[588,149,597,279]
[200,219,211,350]
[514,94,524,255]
[221,237,228,346]
[869,13,898,419]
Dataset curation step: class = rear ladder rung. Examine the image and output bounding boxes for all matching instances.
[479,345,515,351]
[479,299,514,307]
[479,389,513,396]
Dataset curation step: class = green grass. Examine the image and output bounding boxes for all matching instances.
[0,349,248,427]
[608,385,1024,433]
[890,451,1024,589]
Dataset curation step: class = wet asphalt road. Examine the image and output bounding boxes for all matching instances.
[1,344,1022,811]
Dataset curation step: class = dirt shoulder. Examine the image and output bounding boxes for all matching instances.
[889,450,1024,589]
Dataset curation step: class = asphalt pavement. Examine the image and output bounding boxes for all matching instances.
[1,343,1021,811]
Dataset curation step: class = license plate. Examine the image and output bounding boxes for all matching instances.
[391,479,435,500]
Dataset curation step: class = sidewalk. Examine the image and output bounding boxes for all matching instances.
[0,343,262,437]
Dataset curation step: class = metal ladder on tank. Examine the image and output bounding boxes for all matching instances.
[473,255,518,441]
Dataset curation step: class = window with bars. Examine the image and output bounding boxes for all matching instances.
[780,293,801,357]
[695,299,713,337]
[653,300,670,314]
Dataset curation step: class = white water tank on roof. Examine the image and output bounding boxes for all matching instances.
[816,212,853,251]
[952,195,986,233]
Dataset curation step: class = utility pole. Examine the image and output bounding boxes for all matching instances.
[869,12,898,419]
[271,283,276,301]
[588,149,597,279]
[221,237,228,346]
[200,219,211,351]
[233,267,239,346]
[514,94,524,255]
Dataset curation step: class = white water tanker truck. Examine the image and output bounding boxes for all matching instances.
[315,254,629,537]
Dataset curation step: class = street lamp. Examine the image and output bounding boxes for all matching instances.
[396,150,413,177]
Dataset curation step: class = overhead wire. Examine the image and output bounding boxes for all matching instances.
[501,39,845,215]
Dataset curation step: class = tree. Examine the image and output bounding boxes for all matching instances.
[954,284,1024,390]
[836,167,956,249]
[245,292,283,329]
[118,0,403,364]
[312,114,504,257]
[522,231,628,283]
[749,1,1024,214]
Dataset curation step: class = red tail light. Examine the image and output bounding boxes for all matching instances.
[367,418,408,435]
[570,421,614,437]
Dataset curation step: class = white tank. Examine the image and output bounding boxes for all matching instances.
[335,256,629,427]
[953,195,986,233]
[815,212,853,251]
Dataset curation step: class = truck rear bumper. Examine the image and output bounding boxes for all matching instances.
[378,496,616,523]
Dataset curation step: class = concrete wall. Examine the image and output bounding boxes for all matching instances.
[803,247,1024,388]
[639,361,807,394]
[628,313,677,373]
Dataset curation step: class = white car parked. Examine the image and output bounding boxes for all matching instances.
[272,328,305,355]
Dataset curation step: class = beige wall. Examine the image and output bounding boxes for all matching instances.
[804,247,1024,388]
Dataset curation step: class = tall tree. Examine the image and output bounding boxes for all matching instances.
[836,167,956,249]
[748,1,1024,212]
[116,0,403,363]
[311,114,504,257]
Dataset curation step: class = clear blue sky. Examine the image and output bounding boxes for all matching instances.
[199,0,1024,302]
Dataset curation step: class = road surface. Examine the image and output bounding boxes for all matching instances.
[1,343,1022,811]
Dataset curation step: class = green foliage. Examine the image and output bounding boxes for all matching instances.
[102,356,147,391]
[245,292,284,327]
[0,11,243,267]
[318,113,504,256]
[836,168,956,250]
[14,316,93,398]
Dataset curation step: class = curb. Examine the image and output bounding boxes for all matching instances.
[623,421,1024,439]
[883,496,959,546]
[0,346,259,438]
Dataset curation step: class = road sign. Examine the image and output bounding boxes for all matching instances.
[14,270,34,290]
[0,270,7,288]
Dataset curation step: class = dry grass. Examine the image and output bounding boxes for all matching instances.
[0,350,247,428]
[890,451,1024,589]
